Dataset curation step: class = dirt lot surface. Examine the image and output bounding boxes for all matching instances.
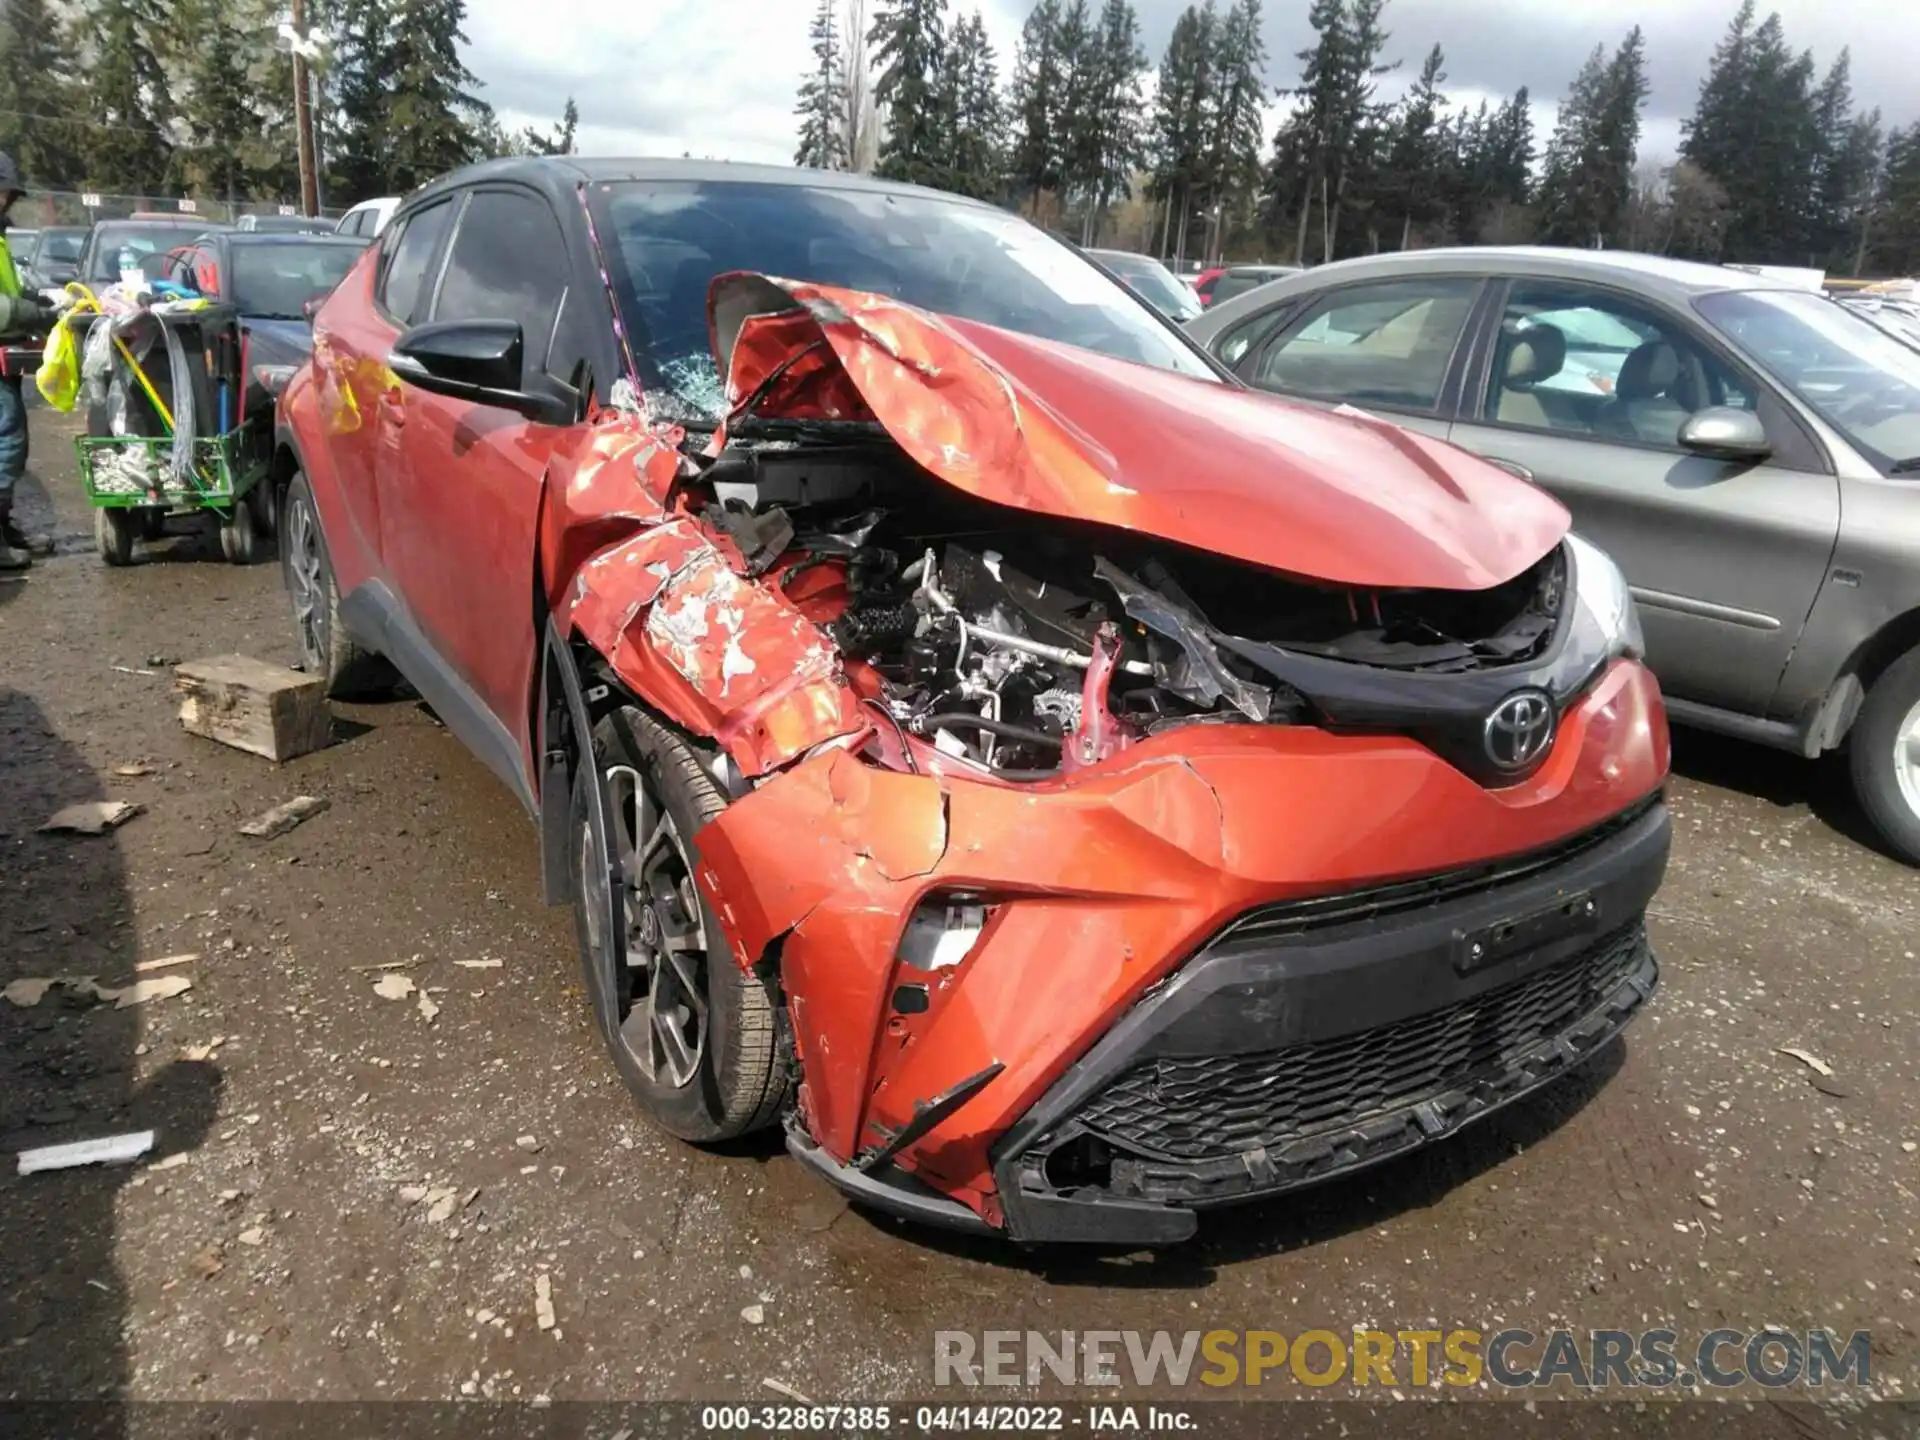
[2,403,1917,1430]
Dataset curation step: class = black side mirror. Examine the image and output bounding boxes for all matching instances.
[1679,406,1772,462]
[389,320,569,424]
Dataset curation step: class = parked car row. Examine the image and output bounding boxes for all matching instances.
[261,158,1674,1246]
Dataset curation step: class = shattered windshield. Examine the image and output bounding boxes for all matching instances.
[592,180,1216,426]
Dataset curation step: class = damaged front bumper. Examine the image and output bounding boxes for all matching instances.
[699,657,1672,1243]
[990,796,1667,1245]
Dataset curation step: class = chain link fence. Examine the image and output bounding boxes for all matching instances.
[11,190,346,228]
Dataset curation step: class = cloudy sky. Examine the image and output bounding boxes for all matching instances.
[464,0,1914,171]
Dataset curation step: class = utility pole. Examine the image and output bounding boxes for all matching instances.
[291,0,320,216]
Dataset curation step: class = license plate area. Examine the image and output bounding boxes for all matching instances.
[1453,890,1597,976]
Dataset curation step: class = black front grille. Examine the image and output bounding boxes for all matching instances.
[1223,794,1661,945]
[1076,923,1646,1163]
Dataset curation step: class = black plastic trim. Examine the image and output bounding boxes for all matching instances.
[786,1128,996,1237]
[339,581,536,815]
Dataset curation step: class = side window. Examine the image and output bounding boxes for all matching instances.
[1250,278,1479,412]
[1484,282,1755,449]
[432,190,571,385]
[378,199,455,326]
[1217,305,1294,369]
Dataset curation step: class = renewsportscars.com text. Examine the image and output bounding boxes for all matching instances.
[934,1328,1871,1391]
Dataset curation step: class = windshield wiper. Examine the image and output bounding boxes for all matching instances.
[1889,457,1920,475]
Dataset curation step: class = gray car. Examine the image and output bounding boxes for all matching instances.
[1186,246,1920,863]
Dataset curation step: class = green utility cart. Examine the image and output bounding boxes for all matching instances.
[71,301,271,566]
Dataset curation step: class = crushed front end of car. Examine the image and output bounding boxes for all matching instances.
[545,274,1672,1245]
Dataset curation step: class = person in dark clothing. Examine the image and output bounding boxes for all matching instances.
[0,150,62,570]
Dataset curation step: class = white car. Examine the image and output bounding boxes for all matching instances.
[334,197,399,239]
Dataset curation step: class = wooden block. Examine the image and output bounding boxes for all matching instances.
[174,654,331,762]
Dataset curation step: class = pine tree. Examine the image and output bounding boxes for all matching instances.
[1200,0,1266,260]
[0,0,83,189]
[1272,0,1396,263]
[944,10,1003,198]
[1009,0,1069,203]
[1871,126,1920,275]
[527,97,581,158]
[178,1,266,204]
[326,0,399,201]
[1678,0,1755,198]
[1534,30,1646,248]
[869,0,950,187]
[380,0,490,193]
[1680,5,1820,263]
[1053,0,1098,211]
[1147,3,1219,261]
[795,0,850,170]
[84,0,176,194]
[1378,42,1446,247]
[1807,53,1871,268]
[1079,0,1146,240]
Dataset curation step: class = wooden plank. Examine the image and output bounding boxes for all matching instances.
[173,654,331,763]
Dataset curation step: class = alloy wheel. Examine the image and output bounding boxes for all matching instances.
[1895,697,1920,824]
[286,496,327,668]
[583,763,710,1089]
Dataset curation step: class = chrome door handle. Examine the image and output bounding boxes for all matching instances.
[1485,456,1533,482]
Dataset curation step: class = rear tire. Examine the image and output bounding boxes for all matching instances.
[569,704,790,1143]
[94,507,136,566]
[1849,646,1920,865]
[279,470,393,697]
[220,490,266,565]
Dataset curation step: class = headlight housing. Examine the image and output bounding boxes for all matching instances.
[1546,534,1645,700]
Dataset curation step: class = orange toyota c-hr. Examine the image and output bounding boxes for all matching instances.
[270,158,1670,1245]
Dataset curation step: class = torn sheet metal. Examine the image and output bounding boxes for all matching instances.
[707,273,1569,592]
[566,517,868,776]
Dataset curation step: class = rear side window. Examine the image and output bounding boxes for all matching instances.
[1249,277,1480,413]
[379,200,455,325]
[432,190,569,381]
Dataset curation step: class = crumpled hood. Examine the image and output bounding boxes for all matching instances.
[709,274,1568,592]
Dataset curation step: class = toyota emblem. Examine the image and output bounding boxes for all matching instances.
[1484,690,1555,772]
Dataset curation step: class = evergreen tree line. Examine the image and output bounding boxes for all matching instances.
[0,0,579,208]
[805,0,1920,276]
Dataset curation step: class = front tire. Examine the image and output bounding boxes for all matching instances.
[278,470,392,697]
[1849,646,1920,865]
[569,704,790,1143]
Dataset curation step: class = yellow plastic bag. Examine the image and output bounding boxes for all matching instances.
[35,319,80,412]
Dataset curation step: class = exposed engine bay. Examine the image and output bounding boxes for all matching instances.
[692,433,1572,784]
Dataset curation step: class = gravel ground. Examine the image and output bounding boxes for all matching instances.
[1,403,1916,1430]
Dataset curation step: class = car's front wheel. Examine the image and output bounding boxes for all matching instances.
[570,704,790,1143]
[1850,645,1920,865]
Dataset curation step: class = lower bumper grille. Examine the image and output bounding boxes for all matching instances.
[1079,922,1646,1165]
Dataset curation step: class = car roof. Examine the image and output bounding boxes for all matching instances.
[1186,245,1819,339]
[220,232,365,248]
[1263,246,1797,296]
[401,155,1005,219]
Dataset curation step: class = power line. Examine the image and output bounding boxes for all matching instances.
[0,106,179,141]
